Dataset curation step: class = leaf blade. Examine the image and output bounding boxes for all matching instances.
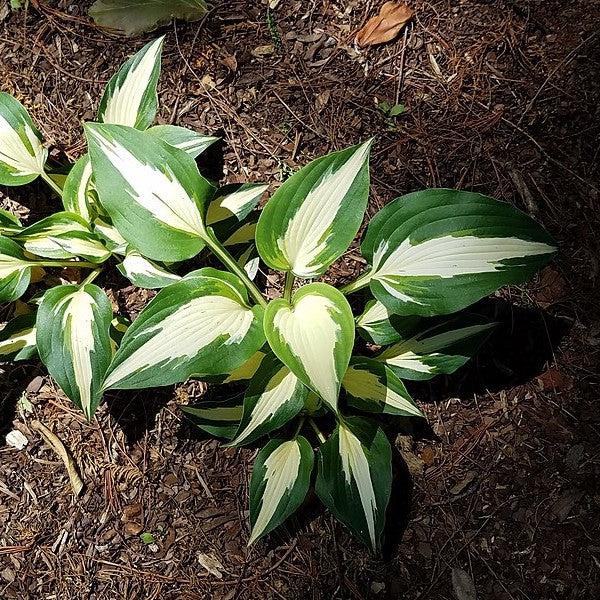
[263,282,354,413]
[249,436,313,545]
[256,141,372,278]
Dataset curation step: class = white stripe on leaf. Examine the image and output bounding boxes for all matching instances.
[373,235,555,281]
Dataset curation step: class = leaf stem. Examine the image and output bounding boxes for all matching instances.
[203,229,268,308]
[81,269,101,286]
[34,260,97,269]
[283,271,294,301]
[308,417,326,444]
[339,270,373,295]
[40,171,64,198]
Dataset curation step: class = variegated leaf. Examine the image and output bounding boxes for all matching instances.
[343,357,423,417]
[16,212,110,263]
[356,299,421,346]
[36,284,113,420]
[182,398,243,440]
[0,313,37,361]
[375,314,495,380]
[256,141,372,278]
[228,353,308,447]
[86,123,214,261]
[0,208,22,236]
[316,417,391,552]
[62,155,95,223]
[206,183,268,226]
[0,92,47,186]
[249,436,313,545]
[103,271,265,390]
[0,236,33,302]
[117,250,181,289]
[148,124,218,158]
[97,37,163,129]
[93,217,128,255]
[263,283,354,413]
[359,189,556,315]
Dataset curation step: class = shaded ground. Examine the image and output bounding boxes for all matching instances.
[1,1,599,598]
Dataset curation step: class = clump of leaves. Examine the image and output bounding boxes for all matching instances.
[0,39,556,552]
[89,0,208,37]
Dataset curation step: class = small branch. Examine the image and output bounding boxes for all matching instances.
[81,269,101,286]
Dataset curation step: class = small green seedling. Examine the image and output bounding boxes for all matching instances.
[0,38,556,552]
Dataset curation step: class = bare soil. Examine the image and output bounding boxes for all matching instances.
[1,1,599,599]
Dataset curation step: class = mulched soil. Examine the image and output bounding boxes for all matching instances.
[1,1,600,598]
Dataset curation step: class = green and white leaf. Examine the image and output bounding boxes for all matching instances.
[62,155,95,223]
[148,124,218,158]
[343,357,423,417]
[182,398,243,440]
[316,417,391,552]
[16,212,110,263]
[356,299,421,346]
[263,282,354,413]
[376,314,495,380]
[0,313,37,361]
[0,236,33,302]
[360,189,556,316]
[97,37,163,129]
[256,140,372,278]
[0,208,22,236]
[0,92,47,185]
[86,123,214,261]
[229,353,307,447]
[206,183,268,226]
[223,221,256,247]
[249,436,313,545]
[93,217,128,255]
[117,250,181,289]
[90,0,208,37]
[103,271,265,390]
[36,284,113,420]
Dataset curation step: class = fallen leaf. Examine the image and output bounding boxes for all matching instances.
[537,368,573,392]
[89,0,208,37]
[356,2,413,47]
[252,44,275,57]
[452,567,477,600]
[198,552,224,579]
[31,420,84,496]
[535,266,567,308]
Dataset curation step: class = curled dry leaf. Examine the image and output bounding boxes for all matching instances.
[356,2,414,47]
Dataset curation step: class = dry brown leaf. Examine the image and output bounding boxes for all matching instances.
[356,2,413,47]
[31,420,84,496]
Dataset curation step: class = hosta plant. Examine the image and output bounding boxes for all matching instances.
[0,38,556,552]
